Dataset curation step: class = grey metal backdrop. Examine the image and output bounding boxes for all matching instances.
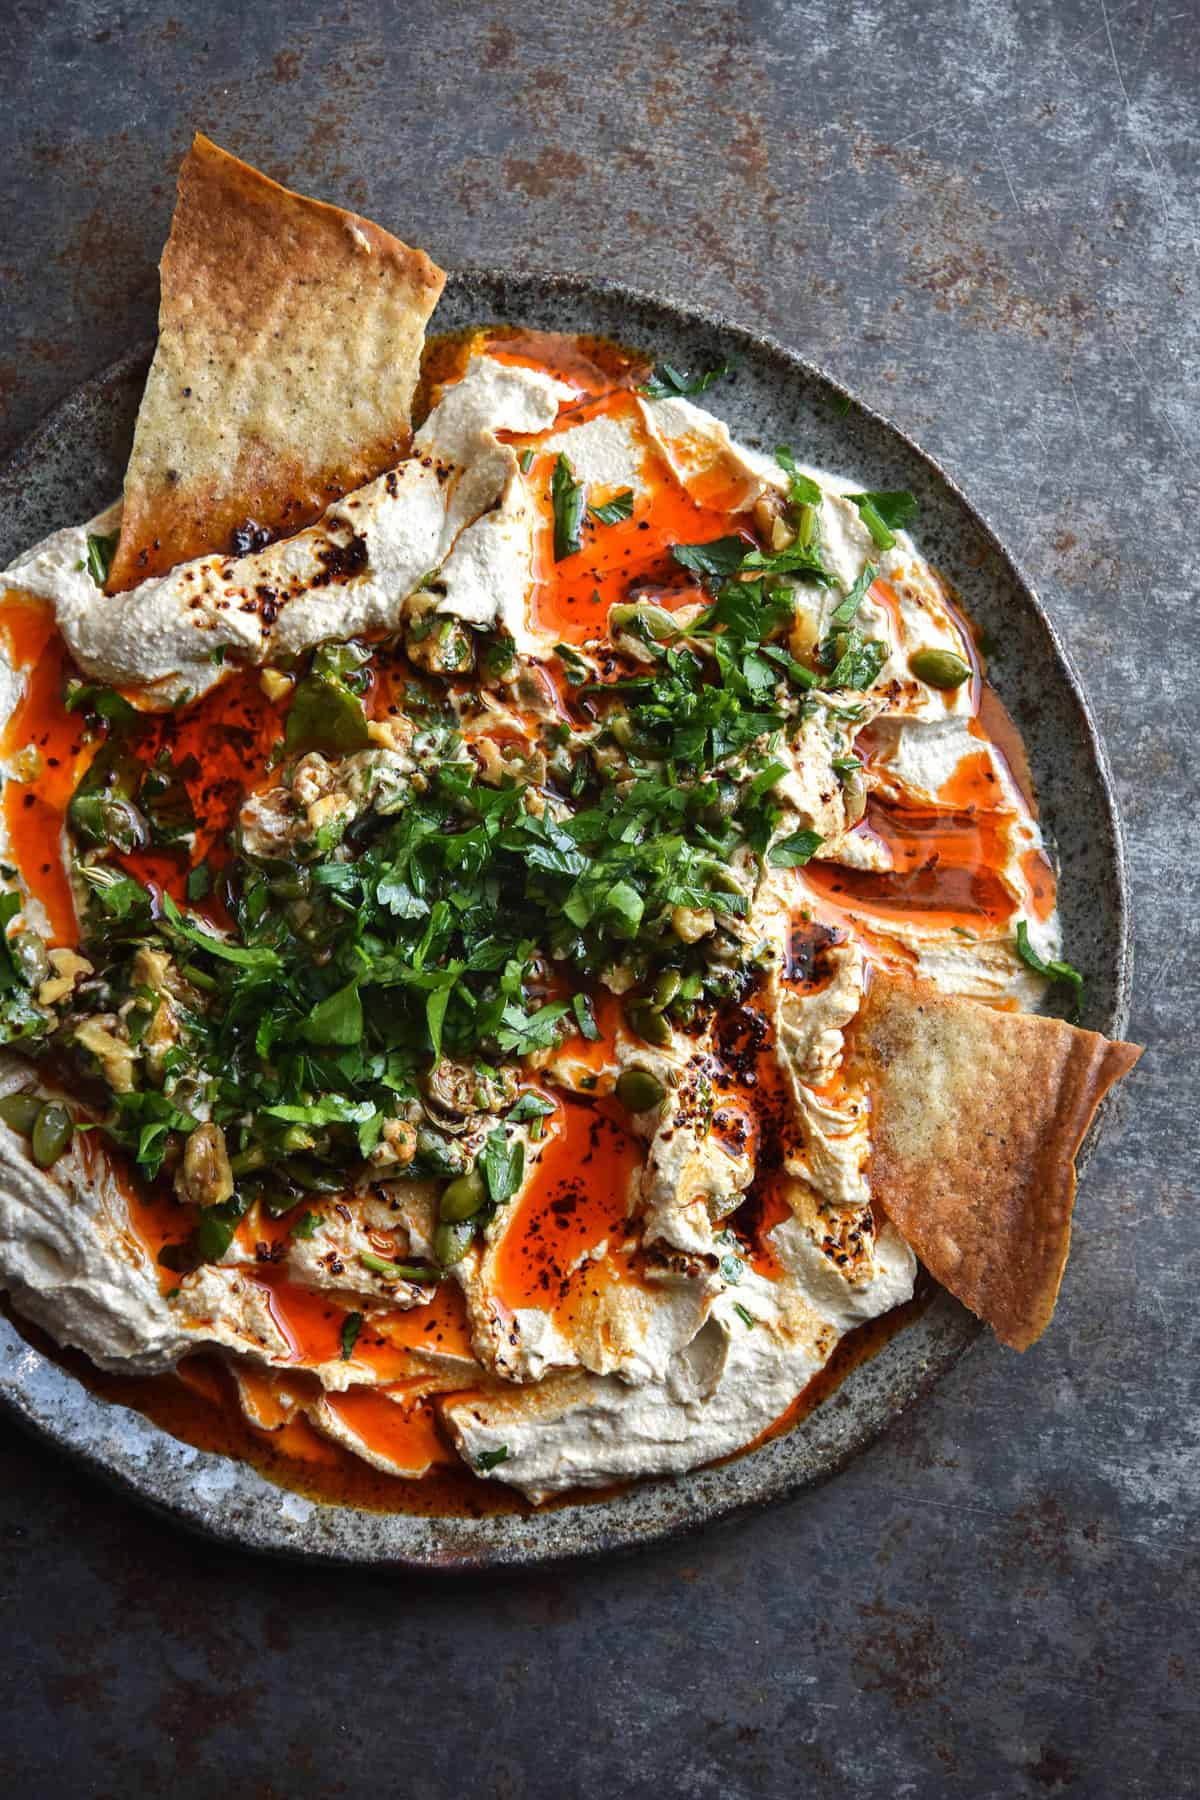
[0,1,1194,1793]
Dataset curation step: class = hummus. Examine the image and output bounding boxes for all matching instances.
[0,328,1067,1502]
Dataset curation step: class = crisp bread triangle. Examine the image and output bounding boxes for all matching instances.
[107,133,445,591]
[850,972,1141,1349]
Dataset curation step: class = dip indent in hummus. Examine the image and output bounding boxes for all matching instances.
[0,323,1094,1506]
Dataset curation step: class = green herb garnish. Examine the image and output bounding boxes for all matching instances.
[1015,920,1084,1019]
[85,530,120,588]
[550,453,587,560]
[767,829,823,869]
[589,489,635,525]
[639,362,731,401]
[671,537,748,579]
[848,491,918,552]
[481,1127,525,1207]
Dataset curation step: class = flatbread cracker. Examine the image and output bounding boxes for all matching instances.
[852,973,1141,1349]
[107,133,445,591]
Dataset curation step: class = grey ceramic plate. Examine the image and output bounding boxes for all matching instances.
[0,271,1131,1568]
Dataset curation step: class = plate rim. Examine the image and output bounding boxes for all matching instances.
[0,269,1132,1568]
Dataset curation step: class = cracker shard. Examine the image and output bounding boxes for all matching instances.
[106,132,445,592]
[852,973,1141,1350]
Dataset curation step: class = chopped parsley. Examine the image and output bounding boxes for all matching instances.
[550,453,587,560]
[475,1445,510,1471]
[671,536,748,579]
[340,1312,363,1360]
[481,1127,524,1208]
[5,432,906,1267]
[639,361,731,401]
[85,530,120,588]
[589,489,635,525]
[767,828,823,869]
[848,490,918,552]
[1015,920,1084,1020]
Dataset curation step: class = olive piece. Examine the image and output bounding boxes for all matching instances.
[0,1093,42,1136]
[615,1068,666,1113]
[440,1166,487,1223]
[31,1102,73,1169]
[908,647,971,690]
[625,1000,672,1047]
[434,1218,476,1268]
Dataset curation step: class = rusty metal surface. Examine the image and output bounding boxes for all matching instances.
[0,0,1193,1792]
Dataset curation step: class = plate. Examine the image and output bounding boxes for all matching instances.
[0,271,1132,1568]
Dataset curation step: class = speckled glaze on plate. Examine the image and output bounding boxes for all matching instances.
[0,272,1132,1569]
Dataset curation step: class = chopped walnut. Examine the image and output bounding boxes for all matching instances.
[36,948,93,1008]
[671,905,716,944]
[259,668,294,702]
[370,1118,418,1168]
[292,752,337,807]
[73,1016,136,1093]
[305,792,353,834]
[366,715,414,754]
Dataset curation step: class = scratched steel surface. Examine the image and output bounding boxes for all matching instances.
[0,0,1193,1794]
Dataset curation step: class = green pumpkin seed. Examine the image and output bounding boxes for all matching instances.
[652,969,681,1010]
[625,1000,672,1047]
[908,647,970,690]
[609,601,676,641]
[32,1102,73,1168]
[439,1166,487,1223]
[615,1068,666,1112]
[10,932,49,987]
[0,1093,42,1137]
[434,1218,476,1268]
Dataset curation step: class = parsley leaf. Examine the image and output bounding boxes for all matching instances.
[481,1127,525,1207]
[639,361,731,400]
[671,537,748,579]
[551,454,587,560]
[825,633,888,691]
[589,489,635,525]
[185,863,212,902]
[774,446,822,508]
[827,563,878,634]
[506,1092,556,1124]
[1015,920,1084,1019]
[572,992,600,1041]
[160,894,281,970]
[767,829,823,868]
[340,1312,363,1360]
[301,981,362,1047]
[85,530,120,588]
[848,491,918,552]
